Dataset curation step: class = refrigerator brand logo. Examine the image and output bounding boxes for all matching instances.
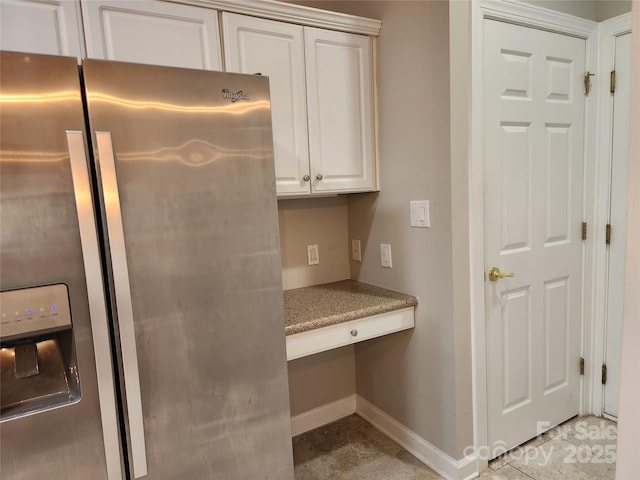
[222,89,249,103]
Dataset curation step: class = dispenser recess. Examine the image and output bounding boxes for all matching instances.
[1,284,81,421]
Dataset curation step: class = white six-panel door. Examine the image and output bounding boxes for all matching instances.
[483,19,586,455]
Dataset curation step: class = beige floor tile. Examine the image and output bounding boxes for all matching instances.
[560,416,618,449]
[335,453,443,480]
[479,464,535,479]
[510,438,615,480]
[293,415,437,480]
[294,414,618,480]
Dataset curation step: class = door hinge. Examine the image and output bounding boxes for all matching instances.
[584,72,595,96]
[610,71,616,94]
[606,224,612,245]
[602,364,608,385]
[582,222,587,241]
[580,357,585,376]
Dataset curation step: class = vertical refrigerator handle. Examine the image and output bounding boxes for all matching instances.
[95,131,149,479]
[66,131,123,480]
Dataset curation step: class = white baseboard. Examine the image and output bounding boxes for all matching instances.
[290,394,357,437]
[355,395,478,480]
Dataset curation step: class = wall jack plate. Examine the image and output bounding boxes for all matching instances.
[380,244,392,268]
[307,244,319,265]
[351,239,362,262]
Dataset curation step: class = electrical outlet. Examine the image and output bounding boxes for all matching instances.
[380,244,392,268]
[351,239,362,262]
[307,244,319,265]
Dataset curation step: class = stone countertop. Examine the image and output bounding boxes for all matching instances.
[284,279,418,335]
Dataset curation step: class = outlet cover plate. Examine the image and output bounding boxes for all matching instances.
[380,244,392,268]
[307,244,319,265]
[351,239,362,262]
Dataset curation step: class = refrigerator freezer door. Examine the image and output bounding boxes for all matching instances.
[0,52,121,479]
[83,60,294,479]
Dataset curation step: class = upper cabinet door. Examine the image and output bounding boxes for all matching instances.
[0,0,84,59]
[222,13,310,196]
[305,28,376,194]
[82,0,222,70]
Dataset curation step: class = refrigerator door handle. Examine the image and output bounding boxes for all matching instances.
[95,131,149,479]
[66,131,124,480]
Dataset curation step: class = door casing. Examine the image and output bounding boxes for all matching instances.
[591,12,633,419]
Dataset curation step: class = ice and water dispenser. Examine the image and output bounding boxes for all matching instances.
[1,284,81,421]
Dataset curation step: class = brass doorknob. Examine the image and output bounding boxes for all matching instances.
[488,266,515,282]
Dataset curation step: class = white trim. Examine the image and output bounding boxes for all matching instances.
[356,396,478,480]
[468,0,597,475]
[166,0,382,36]
[480,0,597,37]
[590,13,633,417]
[290,394,356,437]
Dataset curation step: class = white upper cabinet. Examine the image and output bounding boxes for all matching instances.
[81,0,222,70]
[305,28,376,194]
[1,0,378,197]
[0,0,84,58]
[223,14,377,197]
[222,13,310,196]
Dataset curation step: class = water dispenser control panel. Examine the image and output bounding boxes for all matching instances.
[1,284,72,342]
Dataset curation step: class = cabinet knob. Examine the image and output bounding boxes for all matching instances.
[316,174,323,181]
[350,329,358,337]
[303,174,311,182]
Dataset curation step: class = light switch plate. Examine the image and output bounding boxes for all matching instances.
[380,244,392,268]
[410,200,430,228]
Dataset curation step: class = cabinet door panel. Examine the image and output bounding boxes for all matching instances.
[305,28,376,193]
[0,0,83,59]
[82,0,221,70]
[223,13,310,196]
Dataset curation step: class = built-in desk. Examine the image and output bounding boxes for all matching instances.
[284,280,417,360]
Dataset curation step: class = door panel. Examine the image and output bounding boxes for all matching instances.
[0,51,113,480]
[484,19,585,455]
[222,13,310,196]
[82,60,294,479]
[0,0,84,58]
[305,27,376,193]
[82,0,221,70]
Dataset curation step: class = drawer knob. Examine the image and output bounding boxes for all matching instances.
[303,174,311,182]
[350,329,358,337]
[316,174,323,181]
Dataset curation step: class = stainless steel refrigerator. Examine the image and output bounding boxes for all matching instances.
[0,50,294,479]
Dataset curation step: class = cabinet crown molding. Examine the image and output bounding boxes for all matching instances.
[170,0,382,36]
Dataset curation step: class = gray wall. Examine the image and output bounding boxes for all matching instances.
[285,0,472,459]
[288,346,356,416]
[343,0,470,459]
[278,196,350,290]
[520,0,632,20]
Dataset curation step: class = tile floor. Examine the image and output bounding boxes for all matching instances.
[292,414,618,480]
